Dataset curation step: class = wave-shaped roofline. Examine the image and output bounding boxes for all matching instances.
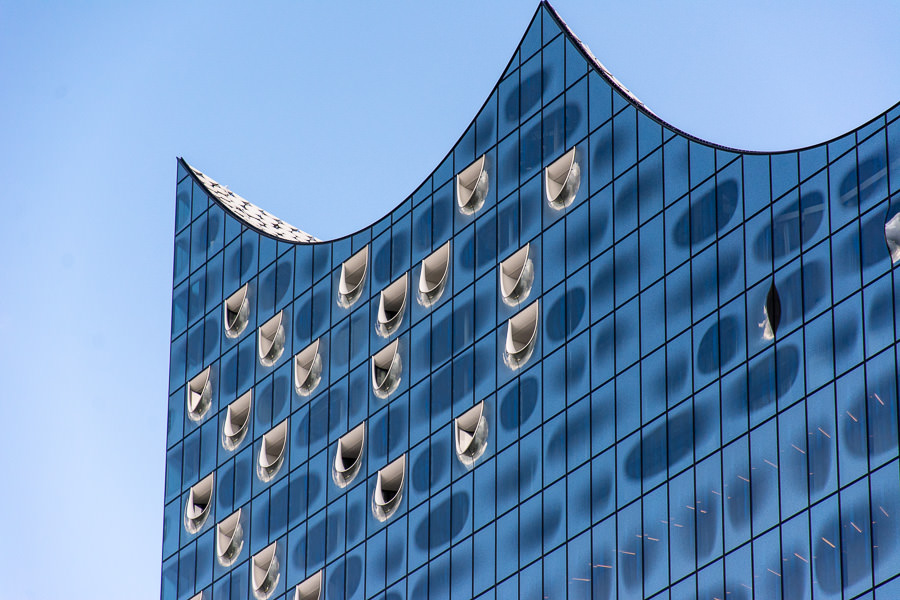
[179,0,900,245]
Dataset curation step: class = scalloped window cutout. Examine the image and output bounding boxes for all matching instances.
[372,454,406,522]
[371,339,402,399]
[251,542,280,600]
[216,508,244,567]
[222,390,252,451]
[338,246,369,308]
[187,367,213,422]
[294,570,323,600]
[224,283,250,338]
[258,311,285,367]
[377,273,408,337]
[504,300,540,369]
[499,244,534,306]
[455,401,488,467]
[294,339,323,397]
[457,155,489,215]
[545,147,581,210]
[886,210,900,263]
[184,472,214,534]
[257,420,288,482]
[333,422,365,488]
[761,282,782,340]
[418,241,451,307]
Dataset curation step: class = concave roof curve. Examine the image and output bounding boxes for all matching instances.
[180,1,900,245]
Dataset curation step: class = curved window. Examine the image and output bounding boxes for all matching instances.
[371,339,402,399]
[457,154,489,215]
[372,454,406,522]
[258,311,285,367]
[294,339,323,397]
[504,300,540,369]
[338,246,369,308]
[216,508,244,567]
[257,420,288,482]
[251,542,280,600]
[454,401,488,467]
[377,273,408,337]
[499,244,534,306]
[886,210,900,263]
[418,241,451,307]
[184,472,214,534]
[333,422,365,488]
[186,367,213,422]
[545,147,581,210]
[761,282,782,340]
[222,390,252,451]
[224,283,250,338]
[294,570,323,600]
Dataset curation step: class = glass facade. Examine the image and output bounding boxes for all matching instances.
[161,4,900,599]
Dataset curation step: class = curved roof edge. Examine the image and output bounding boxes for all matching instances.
[180,1,900,245]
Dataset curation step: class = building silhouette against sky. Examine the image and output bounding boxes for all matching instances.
[161,3,900,598]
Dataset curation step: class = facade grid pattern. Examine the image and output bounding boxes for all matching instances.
[161,4,900,599]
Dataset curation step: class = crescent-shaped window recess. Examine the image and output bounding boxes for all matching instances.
[372,454,406,522]
[224,283,250,338]
[504,300,540,369]
[333,422,365,488]
[457,155,489,215]
[186,366,213,422]
[222,390,252,451]
[454,401,488,467]
[499,244,534,306]
[184,472,214,534]
[257,420,288,482]
[258,311,285,367]
[251,542,280,600]
[216,508,244,567]
[545,147,581,210]
[338,246,369,308]
[418,241,451,307]
[886,210,900,263]
[760,282,782,341]
[371,339,402,399]
[294,339,323,397]
[294,570,323,600]
[376,274,408,337]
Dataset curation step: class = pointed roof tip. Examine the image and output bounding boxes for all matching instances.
[179,158,321,245]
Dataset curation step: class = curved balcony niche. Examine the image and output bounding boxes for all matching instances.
[222,390,252,451]
[251,542,280,600]
[371,339,402,399]
[294,570,323,600]
[499,244,534,306]
[184,472,215,534]
[294,339,323,397]
[760,282,782,340]
[886,210,900,263]
[545,147,581,210]
[418,241,451,307]
[258,311,286,367]
[504,300,540,369]
[333,422,366,488]
[216,508,244,567]
[377,274,409,337]
[338,246,369,308]
[372,454,406,522]
[186,367,213,422]
[224,283,250,339]
[457,154,489,215]
[454,401,489,467]
[257,420,288,482]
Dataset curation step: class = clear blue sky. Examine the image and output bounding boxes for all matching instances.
[0,2,898,598]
